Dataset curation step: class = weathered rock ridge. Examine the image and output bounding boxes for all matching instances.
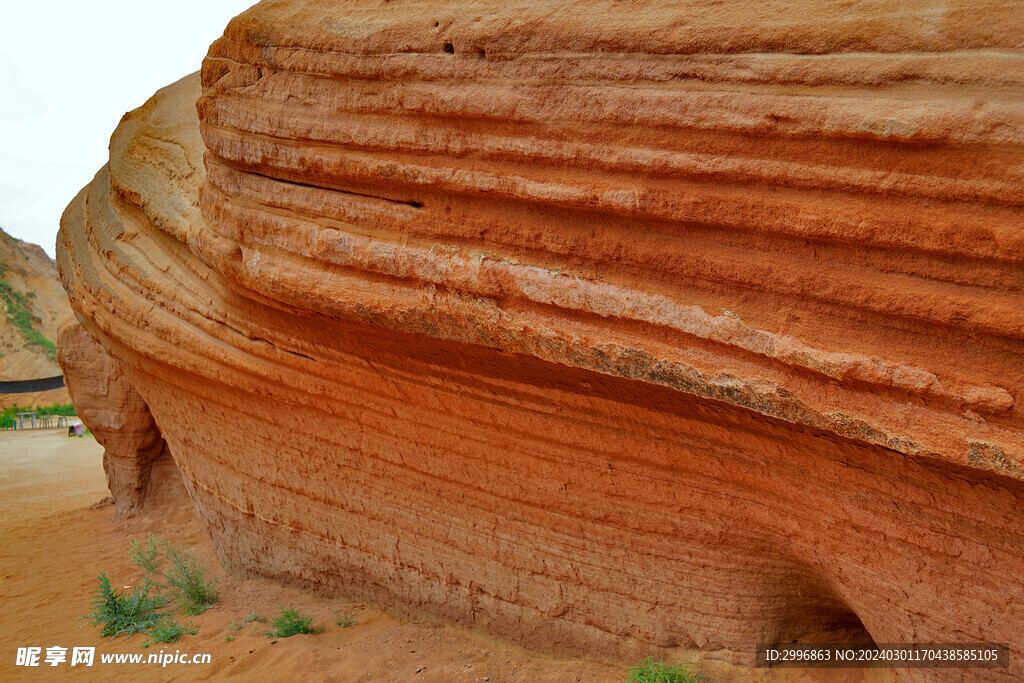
[58,0,1024,675]
[56,321,182,515]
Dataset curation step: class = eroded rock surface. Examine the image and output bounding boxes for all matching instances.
[56,320,182,514]
[57,1,1024,675]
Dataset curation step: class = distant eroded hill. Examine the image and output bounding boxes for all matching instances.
[0,228,73,406]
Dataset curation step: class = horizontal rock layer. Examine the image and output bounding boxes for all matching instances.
[59,1,1023,675]
[195,1,1024,472]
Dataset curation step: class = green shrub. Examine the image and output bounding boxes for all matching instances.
[129,534,162,576]
[337,613,357,628]
[0,402,76,424]
[165,542,218,615]
[87,537,218,646]
[129,534,218,615]
[0,404,24,423]
[86,573,169,638]
[37,403,75,416]
[265,608,322,638]
[626,657,703,683]
[142,619,196,647]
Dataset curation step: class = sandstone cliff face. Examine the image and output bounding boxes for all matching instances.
[58,0,1024,675]
[0,228,73,406]
[56,321,181,514]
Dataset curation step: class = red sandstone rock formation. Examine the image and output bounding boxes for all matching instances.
[56,320,182,514]
[57,1,1024,676]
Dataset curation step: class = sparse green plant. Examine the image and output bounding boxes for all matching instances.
[142,619,196,647]
[228,612,267,633]
[129,534,218,614]
[129,534,162,576]
[88,537,218,646]
[626,657,703,683]
[0,277,56,360]
[37,403,76,416]
[166,544,218,614]
[86,573,169,638]
[337,613,357,628]
[224,635,235,642]
[265,608,322,638]
[0,402,76,424]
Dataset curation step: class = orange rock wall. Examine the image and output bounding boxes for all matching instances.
[57,0,1024,674]
[56,321,181,514]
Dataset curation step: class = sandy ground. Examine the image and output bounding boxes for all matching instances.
[0,429,890,682]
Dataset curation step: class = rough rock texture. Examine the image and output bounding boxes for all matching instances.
[56,320,182,514]
[0,229,73,407]
[58,1,1024,675]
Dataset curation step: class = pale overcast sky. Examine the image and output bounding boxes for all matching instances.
[0,1,255,257]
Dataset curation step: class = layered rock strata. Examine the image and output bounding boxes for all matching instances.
[56,320,181,514]
[58,0,1024,674]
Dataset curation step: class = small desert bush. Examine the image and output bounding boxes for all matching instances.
[86,573,169,638]
[142,618,196,647]
[265,608,322,638]
[129,534,218,614]
[626,657,703,683]
[337,613,356,628]
[129,535,162,576]
[87,537,217,645]
[165,544,218,615]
